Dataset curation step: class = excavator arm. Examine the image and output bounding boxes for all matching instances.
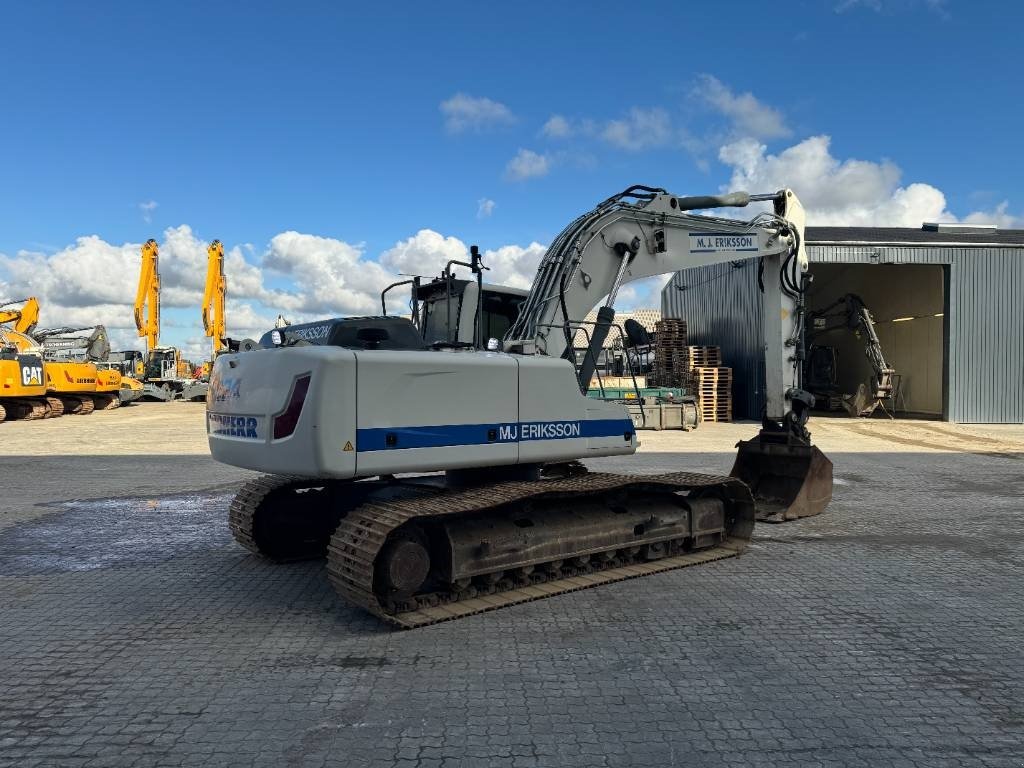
[507,187,807,428]
[33,325,111,361]
[134,239,160,352]
[808,293,895,416]
[202,240,227,354]
[0,297,40,335]
[506,186,831,521]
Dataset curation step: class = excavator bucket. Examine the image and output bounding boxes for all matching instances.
[730,438,833,523]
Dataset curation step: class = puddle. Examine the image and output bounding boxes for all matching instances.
[0,491,235,575]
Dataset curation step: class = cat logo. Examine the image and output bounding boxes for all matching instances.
[21,365,43,386]
[343,441,354,452]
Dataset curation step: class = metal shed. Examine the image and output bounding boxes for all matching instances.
[661,224,1024,423]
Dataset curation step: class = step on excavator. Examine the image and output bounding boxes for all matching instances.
[0,298,50,421]
[207,187,834,627]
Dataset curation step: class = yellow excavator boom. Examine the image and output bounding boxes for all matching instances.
[0,297,40,335]
[202,240,227,354]
[134,239,160,352]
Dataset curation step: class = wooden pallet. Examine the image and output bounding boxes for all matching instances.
[686,346,722,367]
[699,410,732,423]
[694,363,732,422]
[652,320,689,388]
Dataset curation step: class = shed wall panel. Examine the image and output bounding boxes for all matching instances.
[661,243,1024,423]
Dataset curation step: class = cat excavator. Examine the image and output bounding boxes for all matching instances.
[207,186,833,627]
[0,298,50,421]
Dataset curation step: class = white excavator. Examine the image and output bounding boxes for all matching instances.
[207,186,833,628]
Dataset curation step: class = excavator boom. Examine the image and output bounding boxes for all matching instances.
[202,240,227,355]
[134,239,160,352]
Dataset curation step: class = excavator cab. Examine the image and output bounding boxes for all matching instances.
[414,279,527,347]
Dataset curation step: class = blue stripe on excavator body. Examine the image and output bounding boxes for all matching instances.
[356,418,634,452]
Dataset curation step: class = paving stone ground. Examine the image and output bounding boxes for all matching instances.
[1,407,1023,767]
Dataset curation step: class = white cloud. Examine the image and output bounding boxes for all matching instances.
[541,115,572,138]
[835,0,882,11]
[0,227,275,348]
[836,0,949,15]
[477,198,496,219]
[439,93,515,134]
[717,134,1020,228]
[963,202,1021,228]
[379,229,545,290]
[719,135,952,226]
[694,75,790,140]
[505,149,550,181]
[260,231,397,316]
[600,108,672,151]
[379,229,468,279]
[138,200,158,223]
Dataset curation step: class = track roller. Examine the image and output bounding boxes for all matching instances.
[327,471,754,629]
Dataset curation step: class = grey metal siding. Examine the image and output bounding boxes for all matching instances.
[662,262,764,420]
[948,250,1024,422]
[661,243,1024,423]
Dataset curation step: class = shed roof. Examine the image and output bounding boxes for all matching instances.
[806,226,1024,247]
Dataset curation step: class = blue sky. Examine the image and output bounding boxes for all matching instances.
[1,0,1019,354]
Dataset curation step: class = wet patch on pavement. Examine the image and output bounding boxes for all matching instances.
[0,490,235,576]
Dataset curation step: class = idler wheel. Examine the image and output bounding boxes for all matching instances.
[377,532,431,599]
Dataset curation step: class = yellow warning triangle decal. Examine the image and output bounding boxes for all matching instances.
[343,441,354,452]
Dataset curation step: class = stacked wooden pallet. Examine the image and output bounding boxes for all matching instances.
[651,319,689,387]
[691,366,733,422]
[685,345,722,369]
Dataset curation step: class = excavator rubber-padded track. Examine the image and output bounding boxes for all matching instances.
[325,471,754,629]
[731,438,833,523]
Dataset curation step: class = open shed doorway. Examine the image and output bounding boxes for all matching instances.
[805,263,947,419]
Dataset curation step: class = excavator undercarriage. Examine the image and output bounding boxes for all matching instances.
[230,469,754,628]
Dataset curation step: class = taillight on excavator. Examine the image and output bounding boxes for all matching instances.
[273,374,311,439]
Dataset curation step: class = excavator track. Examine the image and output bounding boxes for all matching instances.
[59,396,86,415]
[326,471,754,629]
[0,403,5,423]
[45,396,64,418]
[229,474,351,562]
[93,393,119,410]
[5,399,48,420]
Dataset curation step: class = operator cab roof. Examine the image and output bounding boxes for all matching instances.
[259,316,427,351]
[416,278,529,299]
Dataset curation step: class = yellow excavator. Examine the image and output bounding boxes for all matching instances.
[33,324,122,411]
[134,238,208,400]
[0,298,50,421]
